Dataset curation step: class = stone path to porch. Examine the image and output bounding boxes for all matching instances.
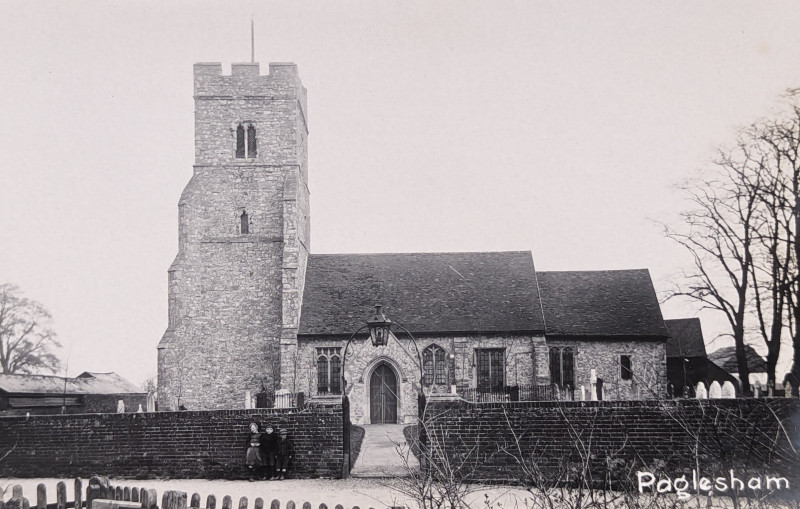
[350,424,420,478]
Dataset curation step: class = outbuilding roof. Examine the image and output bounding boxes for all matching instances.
[298,251,545,336]
[536,269,669,338]
[707,345,767,374]
[664,318,707,357]
[0,372,143,395]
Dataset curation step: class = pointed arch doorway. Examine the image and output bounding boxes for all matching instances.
[370,363,398,424]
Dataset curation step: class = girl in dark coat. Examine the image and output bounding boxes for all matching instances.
[244,422,263,481]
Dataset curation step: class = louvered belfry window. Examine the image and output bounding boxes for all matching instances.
[247,124,257,157]
[236,123,257,158]
[236,125,246,158]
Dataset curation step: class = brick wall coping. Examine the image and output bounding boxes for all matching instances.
[0,403,341,422]
[426,398,797,410]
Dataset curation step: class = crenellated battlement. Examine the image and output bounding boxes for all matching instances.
[193,61,303,98]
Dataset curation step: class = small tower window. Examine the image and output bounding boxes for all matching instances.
[236,123,257,159]
[240,211,249,234]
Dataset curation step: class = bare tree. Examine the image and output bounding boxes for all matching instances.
[0,283,61,374]
[383,402,487,509]
[748,135,792,390]
[661,141,766,395]
[664,91,800,393]
[756,94,800,388]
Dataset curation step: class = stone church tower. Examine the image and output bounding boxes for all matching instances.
[157,62,309,410]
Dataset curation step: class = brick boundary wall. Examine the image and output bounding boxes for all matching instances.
[0,402,343,479]
[423,398,800,488]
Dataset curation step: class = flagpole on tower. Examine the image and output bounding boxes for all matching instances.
[250,18,255,63]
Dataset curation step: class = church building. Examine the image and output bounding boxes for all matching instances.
[157,62,670,423]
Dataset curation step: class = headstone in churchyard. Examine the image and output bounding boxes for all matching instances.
[695,381,708,399]
[721,381,736,398]
[708,381,722,398]
[274,388,293,408]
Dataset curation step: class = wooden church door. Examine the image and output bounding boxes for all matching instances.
[370,364,398,424]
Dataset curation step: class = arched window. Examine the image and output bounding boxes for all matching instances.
[247,124,257,157]
[549,347,561,388]
[316,347,342,394]
[422,344,448,386]
[550,346,575,389]
[236,123,257,158]
[316,355,328,394]
[240,210,249,234]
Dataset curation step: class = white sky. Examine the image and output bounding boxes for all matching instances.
[1,1,799,386]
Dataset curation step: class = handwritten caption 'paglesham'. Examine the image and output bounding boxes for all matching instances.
[637,470,790,500]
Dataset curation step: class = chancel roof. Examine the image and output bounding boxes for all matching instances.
[665,318,707,357]
[536,269,669,338]
[298,251,545,336]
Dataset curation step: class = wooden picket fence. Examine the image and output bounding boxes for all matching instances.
[0,478,382,509]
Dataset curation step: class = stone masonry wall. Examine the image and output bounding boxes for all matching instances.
[423,398,800,487]
[548,338,667,400]
[158,62,309,410]
[0,404,343,479]
[298,333,541,424]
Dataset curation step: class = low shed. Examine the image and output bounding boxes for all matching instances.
[0,371,146,415]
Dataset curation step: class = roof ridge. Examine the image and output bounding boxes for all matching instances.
[309,250,532,257]
[538,268,651,274]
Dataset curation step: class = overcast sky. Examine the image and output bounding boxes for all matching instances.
[2,1,800,386]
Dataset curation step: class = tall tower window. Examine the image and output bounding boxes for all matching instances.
[236,123,257,159]
[240,211,249,234]
[247,124,257,157]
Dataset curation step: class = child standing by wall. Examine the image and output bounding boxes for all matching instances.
[244,422,263,481]
[275,428,294,480]
[261,424,278,480]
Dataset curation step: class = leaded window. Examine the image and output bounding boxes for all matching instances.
[476,349,504,392]
[316,347,342,394]
[422,344,448,386]
[550,346,575,389]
